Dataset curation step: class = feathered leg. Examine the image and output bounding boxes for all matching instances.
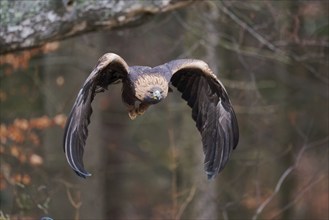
[128,103,150,120]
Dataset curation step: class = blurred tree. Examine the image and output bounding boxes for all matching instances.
[0,1,328,220]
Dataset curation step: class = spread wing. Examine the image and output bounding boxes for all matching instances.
[63,53,129,178]
[166,59,239,179]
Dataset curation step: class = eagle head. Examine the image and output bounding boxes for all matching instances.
[134,74,169,104]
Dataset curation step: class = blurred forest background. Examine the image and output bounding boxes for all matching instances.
[0,1,328,220]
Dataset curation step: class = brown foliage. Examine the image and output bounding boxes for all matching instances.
[0,114,66,189]
[0,42,59,74]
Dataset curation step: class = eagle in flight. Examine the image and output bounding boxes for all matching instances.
[63,53,239,179]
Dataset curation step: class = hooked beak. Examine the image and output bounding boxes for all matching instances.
[152,90,162,100]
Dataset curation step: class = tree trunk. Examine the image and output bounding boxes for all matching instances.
[193,3,219,220]
[43,33,107,219]
[0,0,194,54]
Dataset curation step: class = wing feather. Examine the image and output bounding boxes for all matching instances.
[167,59,239,179]
[181,76,196,100]
[63,53,129,178]
[187,76,201,109]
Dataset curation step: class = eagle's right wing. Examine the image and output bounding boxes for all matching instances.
[63,53,129,178]
[166,59,239,179]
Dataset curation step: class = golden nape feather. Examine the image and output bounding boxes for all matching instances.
[63,53,239,179]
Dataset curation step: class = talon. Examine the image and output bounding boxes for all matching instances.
[95,87,105,93]
[128,111,137,120]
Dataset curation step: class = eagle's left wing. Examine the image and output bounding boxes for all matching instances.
[166,59,239,179]
[63,53,129,178]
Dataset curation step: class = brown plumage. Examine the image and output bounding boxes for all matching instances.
[63,53,239,179]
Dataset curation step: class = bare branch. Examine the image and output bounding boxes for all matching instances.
[252,136,329,220]
[252,166,294,220]
[217,1,280,53]
[175,185,197,220]
[217,1,328,84]
[66,188,82,220]
[270,175,326,219]
[0,0,194,54]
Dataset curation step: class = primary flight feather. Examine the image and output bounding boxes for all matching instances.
[63,53,239,179]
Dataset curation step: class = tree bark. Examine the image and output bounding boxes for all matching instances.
[0,0,194,54]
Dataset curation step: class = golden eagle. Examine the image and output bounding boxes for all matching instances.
[63,53,239,179]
